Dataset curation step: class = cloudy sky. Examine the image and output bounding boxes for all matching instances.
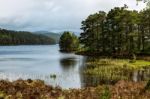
[0,0,146,32]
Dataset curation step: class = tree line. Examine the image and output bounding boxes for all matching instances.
[79,6,150,56]
[0,28,56,45]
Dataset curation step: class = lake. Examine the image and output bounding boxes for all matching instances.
[0,45,150,89]
[0,45,87,89]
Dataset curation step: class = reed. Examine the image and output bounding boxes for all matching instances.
[84,58,150,84]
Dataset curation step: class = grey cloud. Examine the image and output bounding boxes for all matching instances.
[0,0,146,32]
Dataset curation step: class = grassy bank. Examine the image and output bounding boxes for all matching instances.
[83,58,150,84]
[0,79,150,99]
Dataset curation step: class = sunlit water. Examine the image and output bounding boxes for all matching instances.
[0,45,86,89]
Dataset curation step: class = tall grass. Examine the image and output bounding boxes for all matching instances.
[84,58,150,84]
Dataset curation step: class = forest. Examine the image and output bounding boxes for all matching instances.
[59,6,150,57]
[0,28,56,45]
[79,6,150,56]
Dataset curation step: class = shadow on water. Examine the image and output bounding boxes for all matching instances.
[59,57,77,70]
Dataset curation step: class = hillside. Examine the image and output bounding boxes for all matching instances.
[34,31,61,43]
[0,29,56,45]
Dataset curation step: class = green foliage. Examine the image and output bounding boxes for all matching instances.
[145,80,150,90]
[100,86,111,99]
[129,53,137,63]
[79,6,150,55]
[0,28,55,45]
[80,11,106,52]
[59,31,79,52]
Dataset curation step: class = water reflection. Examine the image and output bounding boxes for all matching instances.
[60,57,77,69]
[0,58,36,61]
[80,56,150,87]
[132,69,150,82]
[0,45,150,89]
[81,65,150,87]
[0,45,84,89]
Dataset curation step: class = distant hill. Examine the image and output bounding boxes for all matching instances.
[34,31,81,43]
[0,29,56,45]
[34,31,61,43]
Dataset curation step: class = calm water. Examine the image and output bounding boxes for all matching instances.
[0,45,86,89]
[0,45,150,89]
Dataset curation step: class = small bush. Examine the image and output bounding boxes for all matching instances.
[100,86,111,99]
[144,80,150,90]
